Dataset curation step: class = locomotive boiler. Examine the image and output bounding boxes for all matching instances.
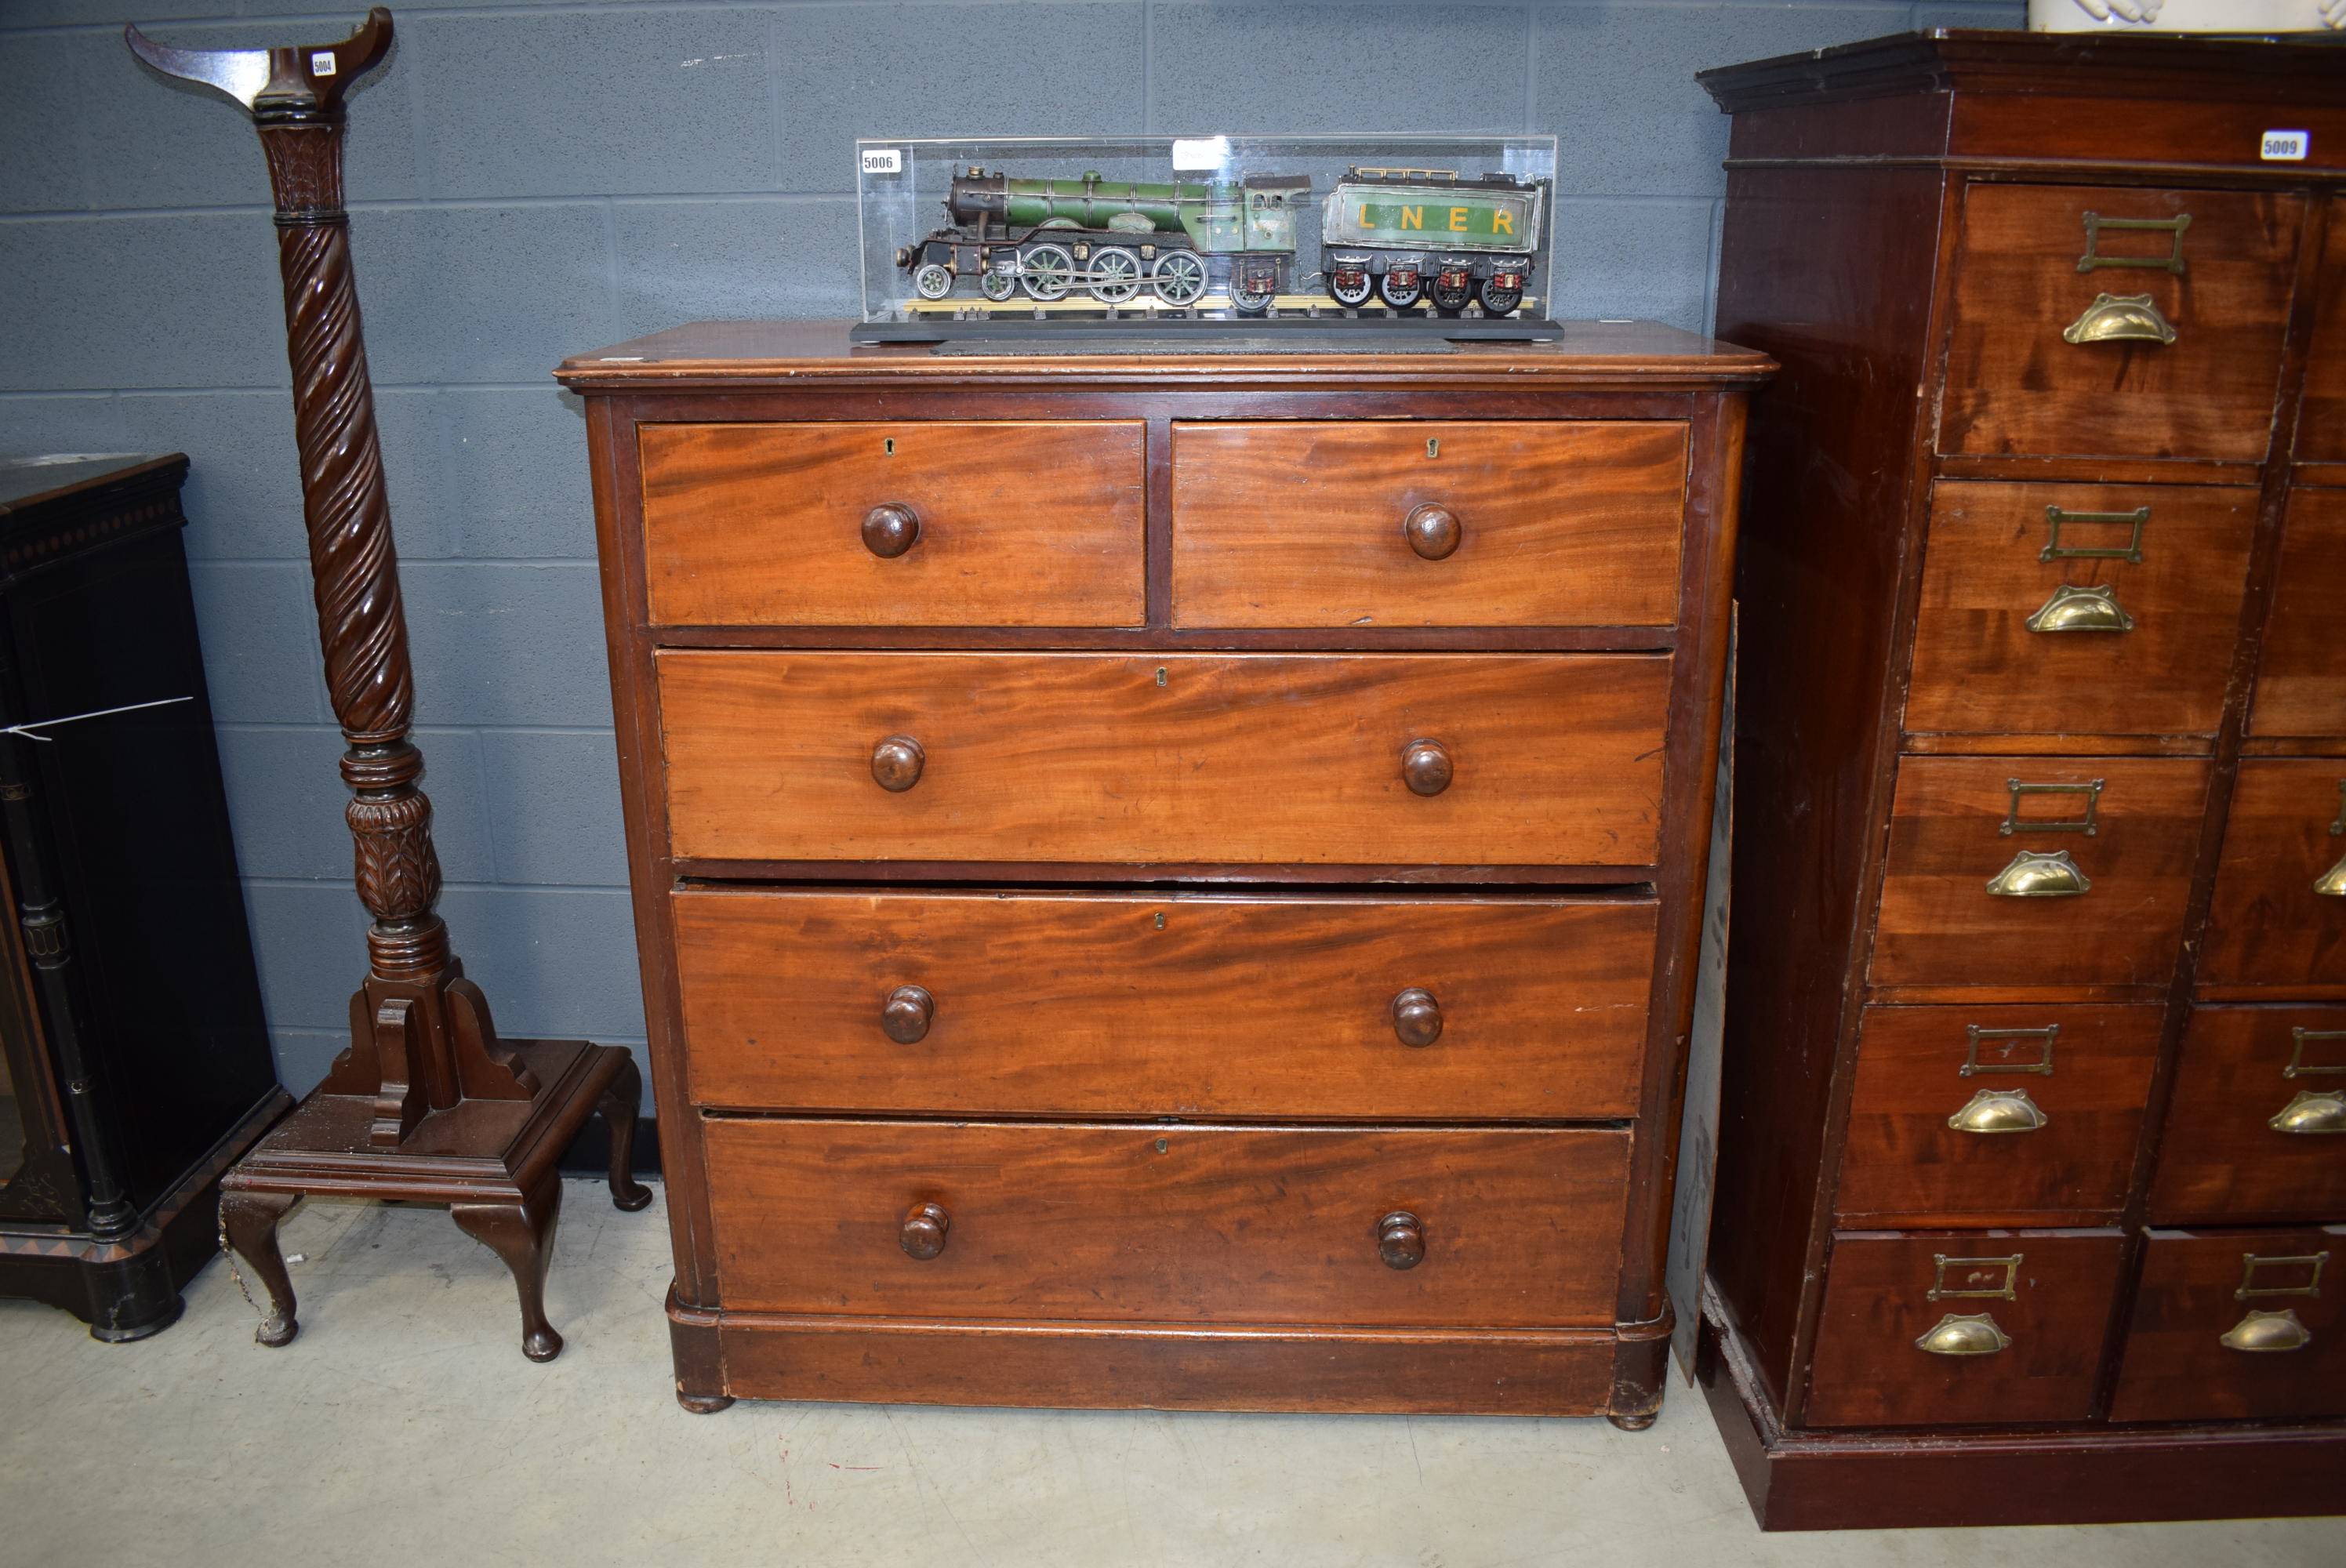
[895,168,1309,313]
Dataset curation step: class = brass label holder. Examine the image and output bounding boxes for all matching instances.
[2235,1250,2328,1301]
[2329,779,2345,838]
[2285,1029,2346,1080]
[2078,212,2190,274]
[2041,505,2148,564]
[1929,1253,2023,1301]
[1963,1023,2058,1076]
[2002,779,2105,837]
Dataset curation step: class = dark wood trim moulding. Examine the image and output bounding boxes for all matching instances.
[668,858,1661,888]
[646,626,1681,653]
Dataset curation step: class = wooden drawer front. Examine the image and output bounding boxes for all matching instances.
[675,889,1656,1119]
[658,652,1670,868]
[2250,488,2346,739]
[2203,759,2346,989]
[703,1119,1631,1328]
[637,422,1144,627]
[1168,421,1687,628]
[1869,757,2210,988]
[1837,1004,2163,1228]
[1939,183,2301,461]
[1905,481,2256,741]
[1806,1231,2126,1427]
[2151,1007,2346,1225]
[2111,1227,2346,1423]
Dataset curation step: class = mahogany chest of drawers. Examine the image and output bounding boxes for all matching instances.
[1699,31,2346,1529]
[557,321,1767,1420]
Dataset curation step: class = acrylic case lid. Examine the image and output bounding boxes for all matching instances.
[854,133,1560,337]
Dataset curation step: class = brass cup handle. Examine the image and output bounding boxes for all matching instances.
[1403,503,1462,560]
[2316,852,2346,898]
[2062,292,2178,347]
[2026,583,2135,633]
[1390,987,1444,1047]
[1985,849,2091,898]
[899,1201,950,1260]
[870,734,926,792]
[1948,1087,2049,1134]
[1376,1210,1425,1270]
[1915,1312,2010,1356]
[2271,1090,2346,1134]
[881,984,934,1044]
[862,502,921,558]
[2221,1308,2313,1352]
[1402,739,1453,797]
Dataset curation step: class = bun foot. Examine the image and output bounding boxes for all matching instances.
[523,1326,564,1363]
[1607,1410,1659,1432]
[256,1313,299,1348]
[677,1389,735,1414]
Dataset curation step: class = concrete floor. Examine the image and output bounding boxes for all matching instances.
[2,1181,2337,1567]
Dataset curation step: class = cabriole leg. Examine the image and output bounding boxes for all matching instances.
[220,1189,302,1348]
[452,1171,564,1362]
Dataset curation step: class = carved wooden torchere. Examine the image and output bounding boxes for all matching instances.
[125,8,648,1361]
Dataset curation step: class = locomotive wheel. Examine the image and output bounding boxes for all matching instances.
[1325,269,1374,308]
[912,263,954,301]
[979,267,1018,302]
[1477,277,1523,317]
[1229,272,1277,316]
[1426,274,1473,314]
[1088,247,1142,304]
[1150,251,1206,307]
[1377,271,1423,311]
[1020,243,1074,301]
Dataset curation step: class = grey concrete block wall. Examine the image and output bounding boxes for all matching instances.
[0,0,2026,1093]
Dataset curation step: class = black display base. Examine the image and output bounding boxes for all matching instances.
[848,314,1565,348]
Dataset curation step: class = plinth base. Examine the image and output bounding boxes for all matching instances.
[220,1040,648,1360]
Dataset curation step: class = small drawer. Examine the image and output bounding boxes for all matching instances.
[1168,420,1687,628]
[2296,193,2346,465]
[1837,1003,2163,1227]
[657,651,1671,869]
[675,888,1656,1119]
[1806,1230,2126,1428]
[1938,183,2302,462]
[2111,1227,2346,1423]
[2150,1006,2346,1224]
[1905,481,2257,742]
[2202,759,2346,990]
[637,421,1144,626]
[1869,756,2210,989]
[2250,488,2346,739]
[702,1118,1632,1328]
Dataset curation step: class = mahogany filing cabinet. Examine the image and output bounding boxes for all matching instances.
[1700,31,2346,1529]
[557,321,1768,1421]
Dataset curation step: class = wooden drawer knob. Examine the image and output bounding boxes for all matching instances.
[881,984,934,1044]
[862,503,921,558]
[870,735,925,791]
[899,1201,950,1260]
[1377,1210,1425,1270]
[1390,987,1444,1047]
[1402,739,1452,797]
[1403,503,1461,560]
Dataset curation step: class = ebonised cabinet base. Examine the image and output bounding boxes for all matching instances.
[1698,1281,2346,1531]
[0,1087,288,1341]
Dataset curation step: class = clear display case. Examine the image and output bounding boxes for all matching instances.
[852,134,1560,343]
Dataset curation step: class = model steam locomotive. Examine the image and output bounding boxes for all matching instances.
[893,165,1543,316]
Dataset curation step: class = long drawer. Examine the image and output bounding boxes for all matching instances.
[1869,755,2210,989]
[658,651,1671,867]
[702,1119,1632,1328]
[675,888,1657,1118]
[1169,420,1687,629]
